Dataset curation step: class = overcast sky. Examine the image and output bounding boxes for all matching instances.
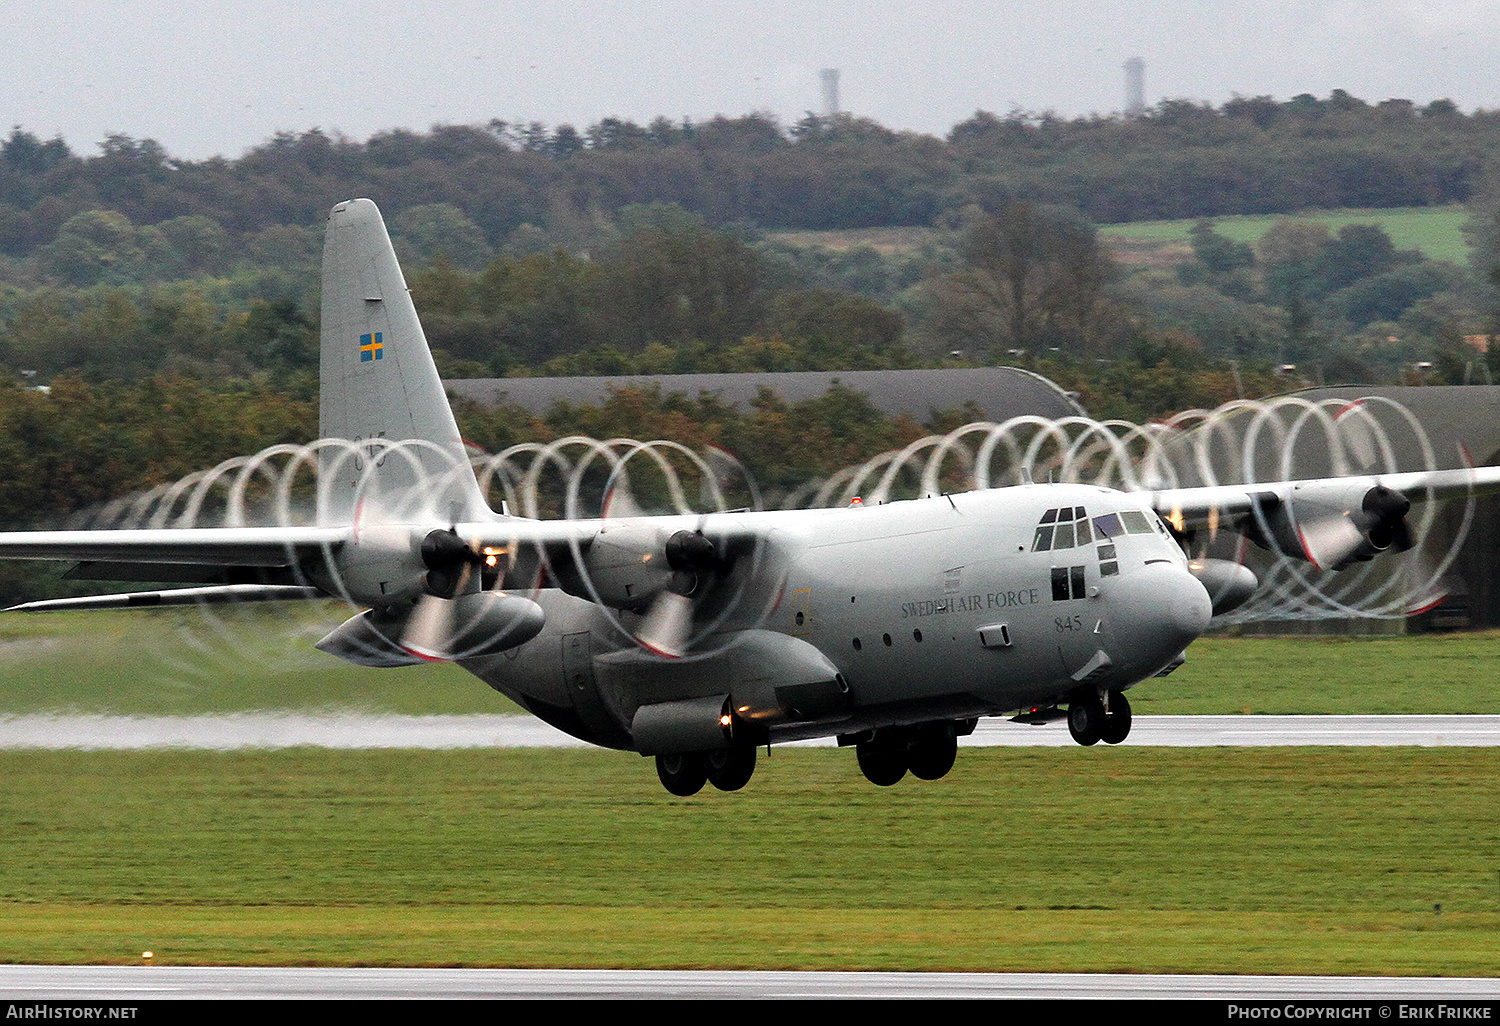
[4,0,1497,160]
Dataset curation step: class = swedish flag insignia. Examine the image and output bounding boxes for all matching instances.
[359,332,384,361]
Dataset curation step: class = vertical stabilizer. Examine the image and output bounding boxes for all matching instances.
[319,198,488,525]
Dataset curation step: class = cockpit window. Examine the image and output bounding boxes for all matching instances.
[1074,515,1092,545]
[1092,512,1123,538]
[1052,519,1074,549]
[1032,506,1091,551]
[1119,510,1155,535]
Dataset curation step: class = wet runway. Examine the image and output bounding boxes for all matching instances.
[1,712,1499,749]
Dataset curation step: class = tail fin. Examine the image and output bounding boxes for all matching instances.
[318,199,488,525]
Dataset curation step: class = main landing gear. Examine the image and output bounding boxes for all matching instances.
[1066,689,1132,746]
[655,741,759,796]
[852,720,968,786]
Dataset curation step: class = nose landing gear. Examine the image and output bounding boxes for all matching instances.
[1067,689,1132,746]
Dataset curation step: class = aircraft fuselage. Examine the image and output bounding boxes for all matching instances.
[464,482,1212,752]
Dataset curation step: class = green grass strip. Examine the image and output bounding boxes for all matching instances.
[1101,205,1473,265]
[3,747,1498,973]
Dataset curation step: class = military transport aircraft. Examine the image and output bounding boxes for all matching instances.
[1,199,1496,795]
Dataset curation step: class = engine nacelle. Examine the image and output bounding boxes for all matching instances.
[1241,481,1411,570]
[577,525,674,611]
[309,524,429,605]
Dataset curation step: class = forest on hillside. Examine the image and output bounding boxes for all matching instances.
[0,89,1498,540]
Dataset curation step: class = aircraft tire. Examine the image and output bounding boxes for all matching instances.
[907,722,958,780]
[1067,698,1105,746]
[706,743,757,792]
[1100,690,1132,745]
[856,740,907,786]
[656,752,709,796]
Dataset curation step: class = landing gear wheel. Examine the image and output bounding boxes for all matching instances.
[656,752,709,796]
[856,739,908,786]
[907,722,958,780]
[1100,690,1132,745]
[1067,697,1105,746]
[706,743,757,792]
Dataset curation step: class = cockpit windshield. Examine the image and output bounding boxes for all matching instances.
[1031,506,1093,552]
[1033,507,1160,552]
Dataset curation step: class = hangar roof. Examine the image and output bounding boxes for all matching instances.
[446,367,1087,424]
[1285,385,1500,469]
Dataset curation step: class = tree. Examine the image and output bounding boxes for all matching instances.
[1187,220,1255,276]
[593,220,771,349]
[1315,224,1405,293]
[36,210,146,286]
[140,215,230,279]
[1257,219,1332,306]
[930,202,1115,353]
[389,203,492,270]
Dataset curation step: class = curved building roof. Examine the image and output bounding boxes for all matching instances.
[1285,385,1500,468]
[447,367,1087,423]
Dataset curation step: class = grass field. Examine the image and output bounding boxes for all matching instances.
[1101,205,1473,266]
[766,205,1475,269]
[0,605,505,715]
[2,611,1499,972]
[2,746,1498,973]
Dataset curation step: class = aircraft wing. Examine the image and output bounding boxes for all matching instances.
[0,526,349,565]
[0,526,350,611]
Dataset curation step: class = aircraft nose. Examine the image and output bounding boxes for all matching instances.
[1122,561,1213,654]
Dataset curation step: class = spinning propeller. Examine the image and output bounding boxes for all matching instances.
[552,439,774,661]
[633,527,727,658]
[400,527,490,661]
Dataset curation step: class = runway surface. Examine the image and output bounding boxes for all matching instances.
[0,965,1497,1000]
[1,712,1499,749]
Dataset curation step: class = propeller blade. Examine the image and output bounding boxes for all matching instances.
[635,591,694,659]
[601,475,645,521]
[1335,400,1380,472]
[1295,515,1365,571]
[401,562,473,661]
[401,593,457,662]
[1402,545,1448,616]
